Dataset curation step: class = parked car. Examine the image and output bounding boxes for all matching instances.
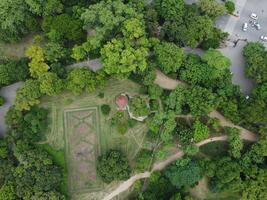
[250,13,258,20]
[260,35,267,42]
[254,22,261,30]
[242,22,248,31]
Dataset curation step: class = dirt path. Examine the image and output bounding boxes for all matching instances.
[103,131,257,200]
[66,58,102,72]
[103,71,259,200]
[154,71,258,141]
[154,70,185,90]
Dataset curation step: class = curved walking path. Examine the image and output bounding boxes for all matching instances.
[103,132,256,200]
[103,70,258,200]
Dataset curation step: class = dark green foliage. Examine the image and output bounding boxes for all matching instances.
[148,84,163,99]
[225,127,243,158]
[137,171,177,200]
[101,104,111,115]
[0,96,5,106]
[225,1,235,14]
[134,149,152,172]
[42,14,85,43]
[201,29,228,50]
[5,106,48,142]
[176,128,194,146]
[25,0,63,16]
[144,7,159,37]
[166,85,217,117]
[212,157,242,192]
[97,150,131,183]
[0,58,29,87]
[243,42,267,84]
[50,63,67,79]
[165,159,203,189]
[241,166,267,200]
[0,0,37,42]
[155,0,185,22]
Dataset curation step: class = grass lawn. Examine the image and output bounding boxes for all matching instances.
[40,79,151,199]
[199,141,229,158]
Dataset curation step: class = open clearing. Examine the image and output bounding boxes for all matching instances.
[40,79,150,199]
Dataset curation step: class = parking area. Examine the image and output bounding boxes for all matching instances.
[234,0,267,47]
[215,0,267,94]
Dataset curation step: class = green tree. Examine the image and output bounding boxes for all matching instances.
[26,45,50,78]
[193,120,210,142]
[242,167,267,200]
[243,42,267,83]
[97,150,131,183]
[148,85,163,99]
[213,157,242,192]
[0,0,37,42]
[44,42,67,63]
[0,58,29,87]
[165,159,203,189]
[0,183,16,200]
[129,96,150,117]
[15,80,42,111]
[66,68,106,95]
[155,0,185,22]
[186,86,217,116]
[202,49,231,71]
[73,0,143,58]
[39,72,64,96]
[225,1,235,14]
[101,104,111,115]
[42,14,85,43]
[225,127,243,158]
[25,0,63,16]
[101,37,149,79]
[199,0,226,19]
[154,42,185,74]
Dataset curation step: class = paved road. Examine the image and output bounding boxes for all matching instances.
[0,82,23,136]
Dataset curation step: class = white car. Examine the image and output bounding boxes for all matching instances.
[242,22,248,31]
[254,22,261,30]
[250,13,258,20]
[260,35,267,42]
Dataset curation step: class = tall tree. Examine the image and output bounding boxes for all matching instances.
[154,42,185,74]
[0,0,37,42]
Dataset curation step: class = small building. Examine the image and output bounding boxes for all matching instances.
[116,94,128,110]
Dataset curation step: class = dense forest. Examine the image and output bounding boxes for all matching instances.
[0,0,266,200]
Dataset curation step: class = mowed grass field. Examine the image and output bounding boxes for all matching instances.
[40,79,150,199]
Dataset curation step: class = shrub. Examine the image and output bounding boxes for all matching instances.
[97,150,131,183]
[225,1,235,14]
[101,104,111,115]
[0,96,5,106]
[134,149,152,172]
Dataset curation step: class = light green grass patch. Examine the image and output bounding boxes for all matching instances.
[40,79,151,199]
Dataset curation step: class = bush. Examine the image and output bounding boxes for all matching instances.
[97,150,131,183]
[0,96,5,106]
[134,149,152,172]
[101,104,111,115]
[225,1,235,14]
